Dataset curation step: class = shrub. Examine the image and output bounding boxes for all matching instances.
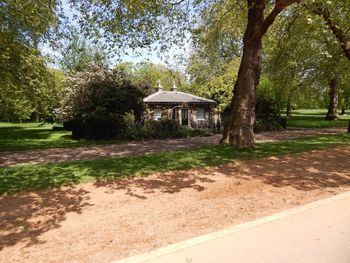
[119,120,212,140]
[60,65,145,139]
[254,96,283,132]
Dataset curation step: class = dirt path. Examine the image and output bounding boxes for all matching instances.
[1,146,350,263]
[0,127,346,167]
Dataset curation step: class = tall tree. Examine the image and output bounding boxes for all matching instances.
[0,0,65,120]
[115,61,189,95]
[264,10,349,119]
[220,0,300,147]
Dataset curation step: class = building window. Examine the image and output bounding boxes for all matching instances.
[153,109,162,120]
[197,108,205,120]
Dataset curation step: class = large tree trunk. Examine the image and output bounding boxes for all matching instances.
[325,76,339,120]
[221,0,298,147]
[221,1,265,147]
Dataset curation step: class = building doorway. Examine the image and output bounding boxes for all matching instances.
[181,109,189,126]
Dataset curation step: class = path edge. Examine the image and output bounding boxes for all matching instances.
[114,190,350,263]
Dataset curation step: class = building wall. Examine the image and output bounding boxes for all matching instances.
[145,104,214,128]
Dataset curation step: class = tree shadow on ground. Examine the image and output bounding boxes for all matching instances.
[0,187,92,250]
[95,146,350,200]
[212,147,350,192]
[94,171,216,199]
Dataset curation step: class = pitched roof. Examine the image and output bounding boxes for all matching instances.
[143,90,216,104]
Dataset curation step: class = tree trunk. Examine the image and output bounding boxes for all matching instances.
[325,76,339,120]
[221,1,265,147]
[286,92,292,118]
[220,0,298,147]
[35,111,40,122]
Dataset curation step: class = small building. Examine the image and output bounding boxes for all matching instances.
[143,81,216,128]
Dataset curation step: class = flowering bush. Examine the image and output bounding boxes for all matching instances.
[60,65,145,139]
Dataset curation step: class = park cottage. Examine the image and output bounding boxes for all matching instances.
[143,81,217,128]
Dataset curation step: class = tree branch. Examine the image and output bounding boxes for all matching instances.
[306,4,350,61]
[262,0,300,35]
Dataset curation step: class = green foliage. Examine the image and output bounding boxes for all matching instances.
[264,8,350,113]
[0,47,64,121]
[61,65,145,139]
[0,0,64,121]
[254,95,284,132]
[59,32,109,74]
[186,57,239,110]
[1,133,350,194]
[0,0,61,46]
[123,119,212,140]
[115,61,189,95]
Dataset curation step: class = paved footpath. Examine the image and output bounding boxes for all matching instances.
[117,191,350,263]
[0,127,345,167]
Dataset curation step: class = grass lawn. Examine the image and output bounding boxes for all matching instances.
[1,111,349,151]
[1,133,350,194]
[285,109,350,128]
[0,122,122,152]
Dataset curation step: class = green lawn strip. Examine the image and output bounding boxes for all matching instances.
[279,109,350,128]
[1,133,350,195]
[0,122,127,151]
[286,116,350,128]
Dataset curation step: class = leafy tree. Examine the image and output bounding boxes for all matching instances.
[116,62,189,95]
[306,1,350,61]
[0,47,64,121]
[0,0,65,121]
[59,32,109,74]
[263,9,350,120]
[186,57,239,110]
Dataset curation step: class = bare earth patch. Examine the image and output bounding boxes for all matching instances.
[0,127,345,167]
[1,146,350,263]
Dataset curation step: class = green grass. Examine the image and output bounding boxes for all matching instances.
[0,122,122,151]
[283,109,350,128]
[1,111,349,152]
[1,133,350,194]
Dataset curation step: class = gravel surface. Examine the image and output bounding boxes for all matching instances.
[1,146,350,263]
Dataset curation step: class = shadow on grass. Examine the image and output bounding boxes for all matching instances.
[1,134,350,196]
[0,187,92,249]
[0,126,55,140]
[0,123,75,151]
